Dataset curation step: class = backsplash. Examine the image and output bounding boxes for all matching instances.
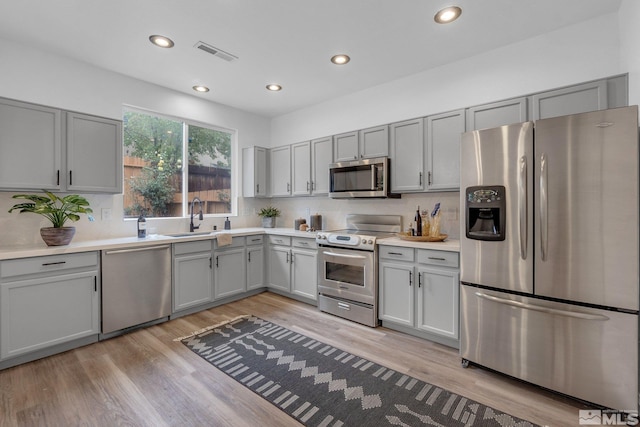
[0,191,460,248]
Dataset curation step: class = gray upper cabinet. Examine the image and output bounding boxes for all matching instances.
[66,112,122,193]
[242,146,268,197]
[269,145,291,197]
[291,141,311,196]
[0,98,62,191]
[466,97,528,131]
[532,80,607,120]
[389,118,424,192]
[311,136,333,195]
[0,97,122,193]
[358,125,388,159]
[425,110,465,191]
[333,131,359,162]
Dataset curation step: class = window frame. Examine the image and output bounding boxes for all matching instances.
[122,106,238,219]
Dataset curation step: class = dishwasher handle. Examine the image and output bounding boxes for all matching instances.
[103,245,170,255]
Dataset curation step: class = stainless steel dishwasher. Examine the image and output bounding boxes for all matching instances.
[101,244,171,334]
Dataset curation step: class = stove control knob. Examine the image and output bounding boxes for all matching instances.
[368,239,373,244]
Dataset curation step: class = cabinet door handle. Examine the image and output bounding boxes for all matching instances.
[287,183,290,192]
[42,261,66,266]
[428,171,432,186]
[69,170,73,185]
[286,252,289,263]
[290,251,294,264]
[209,257,212,269]
[256,183,260,193]
[215,256,219,268]
[248,252,251,262]
[306,181,310,191]
[418,272,422,288]
[56,170,60,186]
[419,172,422,186]
[409,271,412,286]
[94,276,97,292]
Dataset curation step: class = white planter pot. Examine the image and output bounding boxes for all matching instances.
[262,217,276,228]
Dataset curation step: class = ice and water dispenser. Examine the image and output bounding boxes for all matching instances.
[465,186,506,241]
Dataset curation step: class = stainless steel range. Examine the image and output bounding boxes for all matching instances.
[316,214,401,327]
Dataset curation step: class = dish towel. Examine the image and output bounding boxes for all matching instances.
[217,233,232,247]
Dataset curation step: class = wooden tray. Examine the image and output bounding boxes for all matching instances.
[396,233,448,242]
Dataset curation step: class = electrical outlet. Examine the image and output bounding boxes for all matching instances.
[101,208,112,221]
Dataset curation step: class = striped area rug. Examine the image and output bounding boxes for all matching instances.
[181,315,537,427]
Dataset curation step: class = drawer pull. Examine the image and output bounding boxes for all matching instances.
[388,252,404,256]
[251,238,261,242]
[338,302,351,311]
[42,261,66,266]
[428,257,447,261]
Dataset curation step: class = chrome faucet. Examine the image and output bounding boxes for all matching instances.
[190,197,203,232]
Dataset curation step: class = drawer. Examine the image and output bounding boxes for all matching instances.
[269,235,291,246]
[292,237,317,250]
[417,249,459,268]
[1,252,99,279]
[246,235,264,246]
[379,246,414,262]
[174,240,212,255]
[214,236,245,250]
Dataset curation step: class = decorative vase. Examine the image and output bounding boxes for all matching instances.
[261,217,276,228]
[40,226,76,246]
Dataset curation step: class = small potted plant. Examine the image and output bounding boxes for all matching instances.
[8,191,94,246]
[257,206,281,228]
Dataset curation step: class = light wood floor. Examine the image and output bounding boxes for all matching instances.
[0,292,586,427]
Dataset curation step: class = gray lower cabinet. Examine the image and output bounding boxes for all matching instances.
[246,235,265,291]
[379,246,459,348]
[214,237,247,300]
[268,235,318,303]
[268,235,292,292]
[290,238,318,301]
[0,252,100,362]
[173,240,213,312]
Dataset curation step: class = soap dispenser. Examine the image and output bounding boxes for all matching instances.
[224,217,231,230]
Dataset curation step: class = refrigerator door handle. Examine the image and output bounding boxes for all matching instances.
[474,292,609,321]
[519,156,527,259]
[539,153,548,261]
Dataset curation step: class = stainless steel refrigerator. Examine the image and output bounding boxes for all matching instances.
[459,106,639,410]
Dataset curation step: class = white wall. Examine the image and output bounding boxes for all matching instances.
[0,38,270,246]
[619,0,640,106]
[271,13,622,145]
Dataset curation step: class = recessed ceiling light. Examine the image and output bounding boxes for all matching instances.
[266,84,282,91]
[149,35,175,48]
[331,54,350,65]
[434,6,462,24]
[192,85,209,93]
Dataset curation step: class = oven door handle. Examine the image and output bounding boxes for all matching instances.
[321,251,369,260]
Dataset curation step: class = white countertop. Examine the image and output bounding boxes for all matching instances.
[377,237,460,252]
[0,227,318,261]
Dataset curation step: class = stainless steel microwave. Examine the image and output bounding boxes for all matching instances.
[328,157,400,199]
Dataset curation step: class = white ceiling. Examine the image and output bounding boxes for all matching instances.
[0,0,622,118]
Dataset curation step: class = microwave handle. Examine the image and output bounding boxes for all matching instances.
[371,164,376,190]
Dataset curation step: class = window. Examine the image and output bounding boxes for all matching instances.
[123,108,235,218]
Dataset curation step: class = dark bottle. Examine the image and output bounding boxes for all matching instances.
[415,206,422,236]
[137,213,146,238]
[224,217,231,230]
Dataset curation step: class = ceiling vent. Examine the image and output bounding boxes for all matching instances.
[194,41,238,62]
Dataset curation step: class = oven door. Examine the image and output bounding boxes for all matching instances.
[317,246,376,304]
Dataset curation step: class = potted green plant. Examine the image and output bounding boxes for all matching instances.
[257,206,281,228]
[8,191,94,246]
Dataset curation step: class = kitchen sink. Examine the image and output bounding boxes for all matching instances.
[162,231,214,238]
